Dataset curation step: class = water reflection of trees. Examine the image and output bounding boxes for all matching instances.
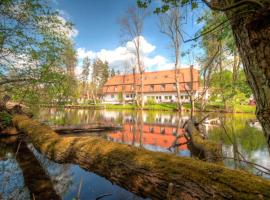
[0,137,73,199]
[38,109,270,176]
[28,144,73,196]
[208,116,269,175]
[0,157,30,200]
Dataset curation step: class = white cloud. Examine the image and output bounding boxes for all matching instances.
[76,36,175,74]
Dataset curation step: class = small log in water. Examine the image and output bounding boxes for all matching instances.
[13,115,270,200]
[51,124,122,134]
[185,119,223,163]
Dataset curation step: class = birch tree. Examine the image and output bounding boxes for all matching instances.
[159,7,183,112]
[120,6,148,108]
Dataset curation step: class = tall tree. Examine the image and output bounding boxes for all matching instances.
[0,0,76,105]
[91,58,109,103]
[81,57,91,100]
[159,7,183,112]
[120,6,148,108]
[138,0,270,146]
[110,68,116,77]
[62,40,77,78]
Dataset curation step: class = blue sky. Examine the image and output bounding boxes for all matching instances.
[52,0,206,73]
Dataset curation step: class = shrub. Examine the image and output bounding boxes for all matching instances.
[0,111,12,129]
[146,98,156,105]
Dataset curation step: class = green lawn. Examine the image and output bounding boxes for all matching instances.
[99,102,256,113]
[102,103,179,111]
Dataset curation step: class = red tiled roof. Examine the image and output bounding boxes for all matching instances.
[102,68,200,93]
[108,123,187,150]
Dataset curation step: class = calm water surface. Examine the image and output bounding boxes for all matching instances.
[0,108,269,199]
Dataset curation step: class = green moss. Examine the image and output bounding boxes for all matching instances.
[12,114,270,199]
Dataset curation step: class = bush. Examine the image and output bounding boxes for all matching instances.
[0,111,12,129]
[146,98,156,105]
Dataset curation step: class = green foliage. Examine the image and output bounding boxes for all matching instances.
[210,69,252,111]
[0,0,77,106]
[137,0,193,13]
[0,111,12,128]
[146,98,156,105]
[117,92,124,103]
[92,58,109,89]
[81,57,91,82]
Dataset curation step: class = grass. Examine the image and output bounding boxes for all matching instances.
[46,101,256,113]
[100,102,256,113]
[102,103,183,111]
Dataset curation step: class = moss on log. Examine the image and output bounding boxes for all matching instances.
[185,120,223,163]
[13,115,270,200]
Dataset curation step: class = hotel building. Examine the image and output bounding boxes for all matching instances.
[102,67,204,103]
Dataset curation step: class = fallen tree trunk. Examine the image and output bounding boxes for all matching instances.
[13,115,270,200]
[51,124,122,134]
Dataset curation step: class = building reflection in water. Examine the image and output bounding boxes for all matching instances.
[104,112,191,157]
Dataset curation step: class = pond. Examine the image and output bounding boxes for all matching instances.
[0,108,269,199]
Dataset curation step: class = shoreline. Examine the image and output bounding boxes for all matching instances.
[39,103,256,114]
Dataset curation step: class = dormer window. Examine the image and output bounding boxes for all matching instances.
[161,84,166,91]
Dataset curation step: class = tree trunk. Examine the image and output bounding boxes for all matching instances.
[175,70,183,112]
[133,68,139,106]
[13,115,270,200]
[140,72,144,108]
[51,124,122,134]
[227,8,270,145]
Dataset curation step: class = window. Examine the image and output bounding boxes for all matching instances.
[156,117,162,123]
[150,127,154,133]
[173,83,176,90]
[165,96,168,100]
[187,82,192,89]
[181,96,184,99]
[150,85,154,91]
[185,96,189,100]
[111,94,114,98]
[169,96,172,100]
[126,94,129,98]
[161,128,165,134]
[114,86,117,91]
[161,84,166,91]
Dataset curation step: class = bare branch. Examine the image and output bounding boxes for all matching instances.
[201,0,264,11]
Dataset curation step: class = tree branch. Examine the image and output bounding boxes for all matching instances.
[0,78,36,85]
[201,0,264,11]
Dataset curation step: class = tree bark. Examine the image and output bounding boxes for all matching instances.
[227,7,270,146]
[13,115,270,200]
